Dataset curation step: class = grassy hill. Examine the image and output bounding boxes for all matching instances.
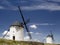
[0,39,60,45]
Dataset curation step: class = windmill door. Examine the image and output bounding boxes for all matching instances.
[13,36,15,40]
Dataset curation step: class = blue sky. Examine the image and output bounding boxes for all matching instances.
[0,0,60,44]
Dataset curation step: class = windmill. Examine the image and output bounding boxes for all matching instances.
[2,6,32,40]
[46,30,55,43]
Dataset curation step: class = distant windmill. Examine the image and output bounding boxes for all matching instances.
[46,30,54,43]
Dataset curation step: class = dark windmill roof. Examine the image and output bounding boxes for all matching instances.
[47,35,52,37]
[11,21,24,27]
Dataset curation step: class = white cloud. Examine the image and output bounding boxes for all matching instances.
[29,24,37,29]
[39,23,55,25]
[26,32,42,35]
[26,32,33,35]
[29,32,33,34]
[21,3,60,11]
[29,23,55,26]
[0,5,18,10]
[0,0,60,11]
[18,0,60,11]
[48,0,60,2]
[24,36,30,41]
[0,6,5,9]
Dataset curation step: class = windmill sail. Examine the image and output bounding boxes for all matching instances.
[18,6,32,39]
[3,29,9,38]
[50,31,54,41]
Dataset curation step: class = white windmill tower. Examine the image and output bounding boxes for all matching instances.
[9,21,24,41]
[46,31,54,43]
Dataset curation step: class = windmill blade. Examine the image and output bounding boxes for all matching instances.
[50,30,53,35]
[25,18,30,24]
[21,19,30,25]
[3,29,9,38]
[18,6,32,39]
[50,30,54,41]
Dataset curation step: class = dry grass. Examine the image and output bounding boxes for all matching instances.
[0,39,59,45]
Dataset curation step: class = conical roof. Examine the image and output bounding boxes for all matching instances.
[47,35,52,37]
[12,21,21,26]
[47,34,54,40]
[11,21,24,27]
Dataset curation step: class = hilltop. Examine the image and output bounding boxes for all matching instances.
[0,38,60,45]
